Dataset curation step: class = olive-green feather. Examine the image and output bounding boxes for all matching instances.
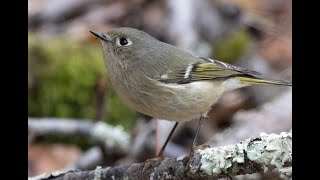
[159,57,292,86]
[237,77,292,86]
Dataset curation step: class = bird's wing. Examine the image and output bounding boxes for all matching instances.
[158,57,262,84]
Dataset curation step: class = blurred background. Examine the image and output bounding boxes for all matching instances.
[28,0,292,179]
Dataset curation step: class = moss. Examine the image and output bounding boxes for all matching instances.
[28,34,138,132]
[211,29,250,63]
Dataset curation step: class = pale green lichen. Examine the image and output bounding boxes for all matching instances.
[246,131,292,172]
[28,173,51,180]
[90,122,129,151]
[279,167,292,180]
[199,144,242,175]
[198,130,292,177]
[28,170,76,180]
[93,166,102,180]
[177,155,187,161]
[233,143,246,164]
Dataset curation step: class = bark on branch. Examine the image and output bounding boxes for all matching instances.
[29,130,292,180]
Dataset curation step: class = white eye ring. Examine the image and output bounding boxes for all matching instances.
[116,37,133,47]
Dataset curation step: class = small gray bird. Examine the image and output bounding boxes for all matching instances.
[90,27,291,156]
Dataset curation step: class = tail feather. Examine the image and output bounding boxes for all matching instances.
[237,77,292,86]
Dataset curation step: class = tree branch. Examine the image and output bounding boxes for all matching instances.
[28,118,130,153]
[63,147,103,171]
[28,130,292,180]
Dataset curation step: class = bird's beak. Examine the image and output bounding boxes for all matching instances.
[90,31,111,42]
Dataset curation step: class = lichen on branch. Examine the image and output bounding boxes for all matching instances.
[29,130,292,180]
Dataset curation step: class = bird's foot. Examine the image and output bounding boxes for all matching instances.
[186,144,211,169]
[189,144,210,158]
[142,156,165,173]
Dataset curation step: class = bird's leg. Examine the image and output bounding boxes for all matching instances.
[143,122,179,172]
[190,115,204,156]
[192,115,203,147]
[185,116,204,169]
[157,122,179,157]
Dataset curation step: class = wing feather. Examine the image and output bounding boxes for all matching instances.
[159,57,264,84]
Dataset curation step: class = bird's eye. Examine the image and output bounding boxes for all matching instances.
[116,37,132,46]
[119,38,128,45]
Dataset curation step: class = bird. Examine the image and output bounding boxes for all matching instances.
[89,27,292,156]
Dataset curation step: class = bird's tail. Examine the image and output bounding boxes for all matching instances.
[237,77,292,86]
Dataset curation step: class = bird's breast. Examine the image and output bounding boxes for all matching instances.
[113,77,225,122]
